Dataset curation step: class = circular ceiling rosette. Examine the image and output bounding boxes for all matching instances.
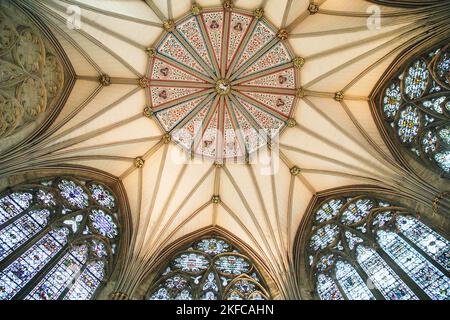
[146,7,298,161]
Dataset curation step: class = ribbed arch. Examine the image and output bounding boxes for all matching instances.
[143,231,273,300]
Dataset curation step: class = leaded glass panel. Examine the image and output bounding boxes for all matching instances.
[0,177,121,300]
[147,236,270,300]
[307,194,450,300]
[379,44,450,175]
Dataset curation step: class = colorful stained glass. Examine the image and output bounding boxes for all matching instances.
[435,151,450,173]
[225,279,267,300]
[214,255,250,276]
[335,260,374,300]
[315,199,343,223]
[173,253,209,273]
[36,189,56,206]
[63,261,104,300]
[422,130,438,154]
[397,105,420,144]
[316,274,344,300]
[89,184,115,209]
[344,231,364,250]
[383,82,401,118]
[372,211,394,228]
[378,230,450,300]
[0,228,69,300]
[404,59,429,99]
[380,45,450,174]
[147,236,270,300]
[149,7,297,161]
[0,193,33,225]
[0,177,119,300]
[309,193,450,300]
[310,224,339,251]
[422,96,445,114]
[316,254,335,272]
[0,209,50,261]
[340,199,373,225]
[396,216,449,271]
[25,245,88,300]
[58,180,89,209]
[356,245,417,300]
[195,238,230,255]
[89,209,118,239]
[435,48,449,86]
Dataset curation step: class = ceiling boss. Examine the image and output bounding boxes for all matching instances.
[145,3,300,161]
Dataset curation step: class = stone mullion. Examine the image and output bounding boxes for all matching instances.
[396,230,450,278]
[57,262,89,300]
[230,38,279,82]
[155,54,214,83]
[336,227,385,300]
[13,244,70,300]
[225,17,259,79]
[0,202,64,272]
[195,15,221,79]
[152,89,214,113]
[232,90,288,122]
[224,96,249,159]
[374,244,430,300]
[344,249,386,300]
[328,271,350,300]
[172,30,217,79]
[231,63,294,86]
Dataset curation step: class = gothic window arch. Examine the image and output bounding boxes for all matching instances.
[146,235,271,300]
[377,42,449,176]
[305,194,450,300]
[0,176,121,300]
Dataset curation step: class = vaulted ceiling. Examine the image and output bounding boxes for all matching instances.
[1,0,448,298]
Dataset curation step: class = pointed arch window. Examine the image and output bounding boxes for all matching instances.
[378,43,449,176]
[306,195,450,300]
[0,177,120,300]
[146,236,271,300]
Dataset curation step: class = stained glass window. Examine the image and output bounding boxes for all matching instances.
[307,194,450,300]
[379,43,449,175]
[0,177,120,300]
[146,236,271,300]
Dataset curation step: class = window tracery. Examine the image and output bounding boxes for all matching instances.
[379,43,449,176]
[306,194,450,300]
[146,236,271,300]
[0,177,120,300]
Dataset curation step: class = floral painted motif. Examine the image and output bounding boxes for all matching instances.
[148,7,297,161]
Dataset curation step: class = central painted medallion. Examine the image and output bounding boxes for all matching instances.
[146,6,299,161]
